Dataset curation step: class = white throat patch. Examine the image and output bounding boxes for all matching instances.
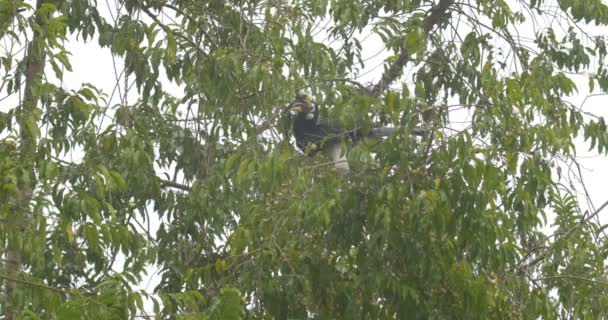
[305,113,315,120]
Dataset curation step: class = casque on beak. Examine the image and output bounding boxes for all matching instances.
[285,90,316,114]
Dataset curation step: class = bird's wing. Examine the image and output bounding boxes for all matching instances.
[312,118,426,143]
[316,115,395,141]
[302,116,344,144]
[294,119,342,152]
[317,116,371,142]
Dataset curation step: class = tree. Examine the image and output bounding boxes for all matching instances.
[1,0,608,318]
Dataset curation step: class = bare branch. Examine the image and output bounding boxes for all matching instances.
[368,0,454,98]
[518,198,608,271]
[536,274,608,287]
[160,179,192,191]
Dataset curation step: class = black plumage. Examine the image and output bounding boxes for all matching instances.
[292,104,352,154]
[286,91,425,172]
[288,91,361,153]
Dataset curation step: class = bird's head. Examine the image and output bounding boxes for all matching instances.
[285,90,317,120]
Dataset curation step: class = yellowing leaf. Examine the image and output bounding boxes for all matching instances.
[65,223,74,242]
[215,258,227,274]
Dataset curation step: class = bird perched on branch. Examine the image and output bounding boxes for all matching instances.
[285,90,425,173]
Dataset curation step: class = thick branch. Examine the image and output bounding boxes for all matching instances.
[160,179,192,191]
[1,274,71,295]
[368,0,454,98]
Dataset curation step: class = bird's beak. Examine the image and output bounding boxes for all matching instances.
[302,95,314,105]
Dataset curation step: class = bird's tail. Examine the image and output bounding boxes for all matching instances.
[411,126,426,136]
[368,126,426,137]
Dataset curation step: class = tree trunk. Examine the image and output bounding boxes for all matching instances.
[4,0,47,318]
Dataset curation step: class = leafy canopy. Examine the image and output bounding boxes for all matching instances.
[1,0,608,319]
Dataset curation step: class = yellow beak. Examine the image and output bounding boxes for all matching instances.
[286,102,303,112]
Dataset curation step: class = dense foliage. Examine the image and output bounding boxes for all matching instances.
[1,0,608,318]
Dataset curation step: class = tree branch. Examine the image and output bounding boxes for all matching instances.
[160,179,192,191]
[517,198,608,271]
[141,7,203,54]
[368,0,454,98]
[162,3,217,50]
[536,274,608,287]
[257,1,454,135]
[0,274,71,295]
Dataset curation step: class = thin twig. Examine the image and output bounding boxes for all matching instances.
[141,7,201,53]
[272,239,296,274]
[536,274,608,287]
[0,274,70,295]
[518,198,608,270]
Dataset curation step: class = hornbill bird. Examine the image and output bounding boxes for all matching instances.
[285,90,426,172]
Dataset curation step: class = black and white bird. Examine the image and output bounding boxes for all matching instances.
[285,90,425,172]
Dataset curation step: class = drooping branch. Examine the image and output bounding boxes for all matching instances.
[368,0,454,98]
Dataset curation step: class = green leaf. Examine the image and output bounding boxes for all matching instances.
[166,32,177,64]
[57,301,82,320]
